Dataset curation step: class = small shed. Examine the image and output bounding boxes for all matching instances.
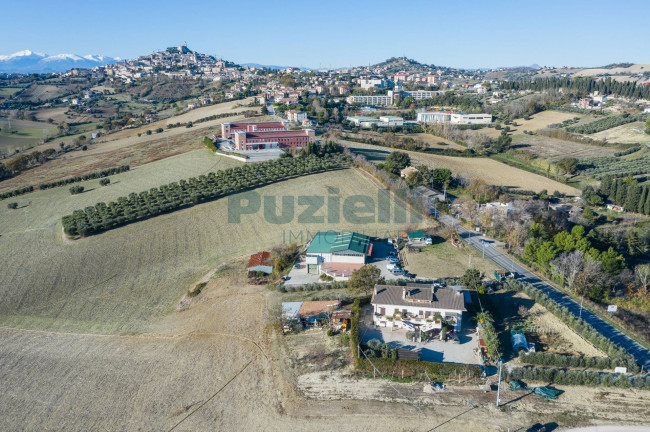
[248,251,273,275]
[331,309,352,330]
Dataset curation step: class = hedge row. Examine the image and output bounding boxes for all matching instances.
[567,113,647,134]
[62,154,350,237]
[350,299,361,367]
[357,357,481,382]
[505,281,640,372]
[39,165,130,190]
[510,366,649,389]
[0,185,34,201]
[518,351,624,371]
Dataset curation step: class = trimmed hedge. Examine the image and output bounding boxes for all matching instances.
[39,165,130,190]
[510,366,649,389]
[505,281,640,372]
[518,351,622,370]
[357,357,481,382]
[62,154,350,237]
[0,185,34,201]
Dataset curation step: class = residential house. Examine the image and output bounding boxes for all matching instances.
[371,283,466,332]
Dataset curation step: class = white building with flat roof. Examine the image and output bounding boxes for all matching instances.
[346,94,393,106]
[379,116,404,126]
[417,110,491,125]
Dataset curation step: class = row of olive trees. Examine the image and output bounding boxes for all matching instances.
[62,154,351,237]
[39,165,129,190]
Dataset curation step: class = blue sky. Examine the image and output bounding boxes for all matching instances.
[1,0,647,68]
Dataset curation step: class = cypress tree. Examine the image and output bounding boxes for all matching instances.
[638,187,648,214]
[615,179,626,205]
[645,191,650,215]
[599,175,613,197]
[624,185,641,212]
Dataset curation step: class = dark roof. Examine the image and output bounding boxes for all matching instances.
[248,251,272,269]
[396,348,419,361]
[372,283,466,312]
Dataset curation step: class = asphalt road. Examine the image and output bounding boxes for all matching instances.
[438,213,650,371]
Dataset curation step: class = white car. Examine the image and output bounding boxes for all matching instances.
[386,263,397,271]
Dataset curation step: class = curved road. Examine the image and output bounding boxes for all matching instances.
[438,213,650,370]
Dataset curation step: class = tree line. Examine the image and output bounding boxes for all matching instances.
[518,350,629,371]
[500,76,650,101]
[0,185,34,201]
[39,165,130,190]
[62,153,350,237]
[510,366,648,389]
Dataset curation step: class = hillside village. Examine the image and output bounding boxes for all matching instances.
[1,31,650,432]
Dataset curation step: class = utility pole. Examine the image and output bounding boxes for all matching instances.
[496,357,503,407]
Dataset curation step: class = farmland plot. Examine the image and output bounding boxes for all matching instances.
[0,165,426,333]
[591,121,650,144]
[341,140,579,195]
[510,134,618,160]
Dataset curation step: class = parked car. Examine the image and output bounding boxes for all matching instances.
[388,251,398,257]
[391,268,405,276]
[388,257,400,264]
[386,263,397,271]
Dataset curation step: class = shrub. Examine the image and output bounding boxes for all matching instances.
[99,178,110,186]
[7,202,18,209]
[69,185,84,195]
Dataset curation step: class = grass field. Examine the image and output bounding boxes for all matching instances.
[477,111,584,139]
[0,87,22,97]
[0,158,427,333]
[0,118,58,154]
[590,121,650,144]
[402,229,497,279]
[341,140,580,195]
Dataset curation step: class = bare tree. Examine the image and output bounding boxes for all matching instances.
[635,264,650,297]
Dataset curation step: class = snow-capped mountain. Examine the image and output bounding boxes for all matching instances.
[0,50,121,73]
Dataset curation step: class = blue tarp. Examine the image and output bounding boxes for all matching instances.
[511,332,528,352]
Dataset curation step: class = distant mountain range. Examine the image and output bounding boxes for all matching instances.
[0,50,121,73]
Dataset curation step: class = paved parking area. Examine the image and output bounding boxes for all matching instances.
[367,241,409,281]
[359,306,480,365]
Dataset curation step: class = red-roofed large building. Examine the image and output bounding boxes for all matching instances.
[233,129,316,150]
[221,121,287,139]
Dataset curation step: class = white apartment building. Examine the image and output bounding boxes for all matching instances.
[360,78,387,89]
[287,110,307,122]
[404,90,442,100]
[346,94,393,106]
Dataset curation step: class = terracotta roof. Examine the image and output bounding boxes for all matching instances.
[248,251,272,268]
[298,300,340,318]
[372,284,466,312]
